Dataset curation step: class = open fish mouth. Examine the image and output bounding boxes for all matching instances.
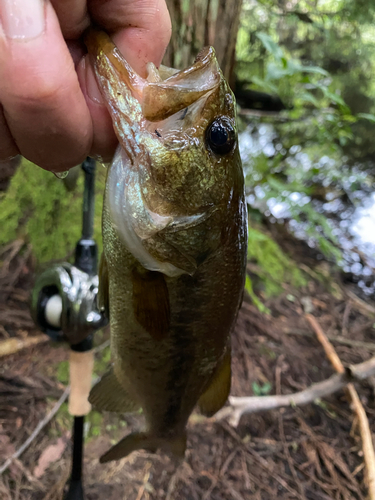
[86,28,220,122]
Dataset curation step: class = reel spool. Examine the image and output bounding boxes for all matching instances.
[31,259,106,346]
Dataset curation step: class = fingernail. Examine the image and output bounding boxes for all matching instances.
[0,0,45,40]
[85,57,104,104]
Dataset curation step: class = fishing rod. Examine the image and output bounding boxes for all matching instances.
[31,157,107,500]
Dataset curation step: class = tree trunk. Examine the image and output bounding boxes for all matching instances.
[163,0,243,85]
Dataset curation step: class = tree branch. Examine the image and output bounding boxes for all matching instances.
[214,356,375,427]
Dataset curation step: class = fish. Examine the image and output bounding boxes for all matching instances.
[85,28,248,463]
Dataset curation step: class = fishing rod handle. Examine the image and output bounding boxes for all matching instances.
[69,349,94,417]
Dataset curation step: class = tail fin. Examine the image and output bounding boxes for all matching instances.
[100,431,187,463]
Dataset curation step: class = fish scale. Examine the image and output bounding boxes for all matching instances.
[85,28,248,463]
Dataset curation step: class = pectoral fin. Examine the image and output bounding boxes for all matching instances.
[100,431,187,463]
[142,234,197,276]
[198,349,232,417]
[89,367,140,413]
[132,268,170,341]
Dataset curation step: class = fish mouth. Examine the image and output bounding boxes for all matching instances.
[141,46,221,122]
[85,28,221,125]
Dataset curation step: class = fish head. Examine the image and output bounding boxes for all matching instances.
[86,30,245,276]
[140,48,241,215]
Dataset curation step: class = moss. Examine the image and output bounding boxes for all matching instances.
[0,158,106,263]
[93,344,111,377]
[247,223,307,298]
[56,360,70,385]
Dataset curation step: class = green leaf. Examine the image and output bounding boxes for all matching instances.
[252,381,272,396]
[251,75,278,93]
[245,275,270,314]
[300,65,329,76]
[300,92,320,107]
[357,113,375,123]
[256,32,283,61]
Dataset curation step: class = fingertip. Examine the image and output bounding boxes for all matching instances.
[90,0,172,76]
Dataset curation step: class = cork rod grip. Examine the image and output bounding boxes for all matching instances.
[68,350,94,416]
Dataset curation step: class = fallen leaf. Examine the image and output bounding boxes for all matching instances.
[33,435,69,478]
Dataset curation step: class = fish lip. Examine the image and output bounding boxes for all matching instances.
[85,28,222,131]
[140,46,221,122]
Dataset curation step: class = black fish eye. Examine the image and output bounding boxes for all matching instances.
[206,116,236,155]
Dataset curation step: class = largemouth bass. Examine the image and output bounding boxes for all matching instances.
[85,29,247,463]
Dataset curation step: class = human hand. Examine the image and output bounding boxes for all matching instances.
[0,0,171,172]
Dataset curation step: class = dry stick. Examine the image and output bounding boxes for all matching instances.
[284,328,375,352]
[0,335,49,358]
[305,313,375,500]
[0,386,70,476]
[214,356,375,426]
[345,290,375,318]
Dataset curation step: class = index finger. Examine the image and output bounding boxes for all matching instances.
[89,0,172,76]
[80,0,171,159]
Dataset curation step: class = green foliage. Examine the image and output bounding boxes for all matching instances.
[247,224,307,298]
[245,275,270,313]
[52,400,104,441]
[0,159,105,263]
[56,361,69,385]
[252,381,272,396]
[237,1,375,271]
[237,0,375,160]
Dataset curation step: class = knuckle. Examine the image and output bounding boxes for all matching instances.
[11,79,65,108]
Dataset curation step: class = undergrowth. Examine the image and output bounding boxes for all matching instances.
[0,159,105,263]
[246,221,307,309]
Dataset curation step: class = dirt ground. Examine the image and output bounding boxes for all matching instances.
[0,233,375,500]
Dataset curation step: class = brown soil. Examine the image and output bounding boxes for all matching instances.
[0,238,374,500]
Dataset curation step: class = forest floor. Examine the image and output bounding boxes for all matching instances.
[0,229,375,500]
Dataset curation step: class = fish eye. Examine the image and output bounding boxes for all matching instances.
[206,116,236,155]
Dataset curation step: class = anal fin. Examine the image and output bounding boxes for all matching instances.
[100,431,187,463]
[89,367,140,413]
[198,349,231,417]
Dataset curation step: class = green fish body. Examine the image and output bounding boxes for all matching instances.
[85,30,247,463]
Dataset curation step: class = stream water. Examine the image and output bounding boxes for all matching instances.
[240,122,375,297]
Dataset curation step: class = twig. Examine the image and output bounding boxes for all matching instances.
[305,315,343,371]
[135,462,152,500]
[0,335,48,358]
[214,356,375,426]
[0,386,70,476]
[345,290,375,318]
[3,245,32,300]
[306,313,375,500]
[0,240,24,277]
[284,328,375,352]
